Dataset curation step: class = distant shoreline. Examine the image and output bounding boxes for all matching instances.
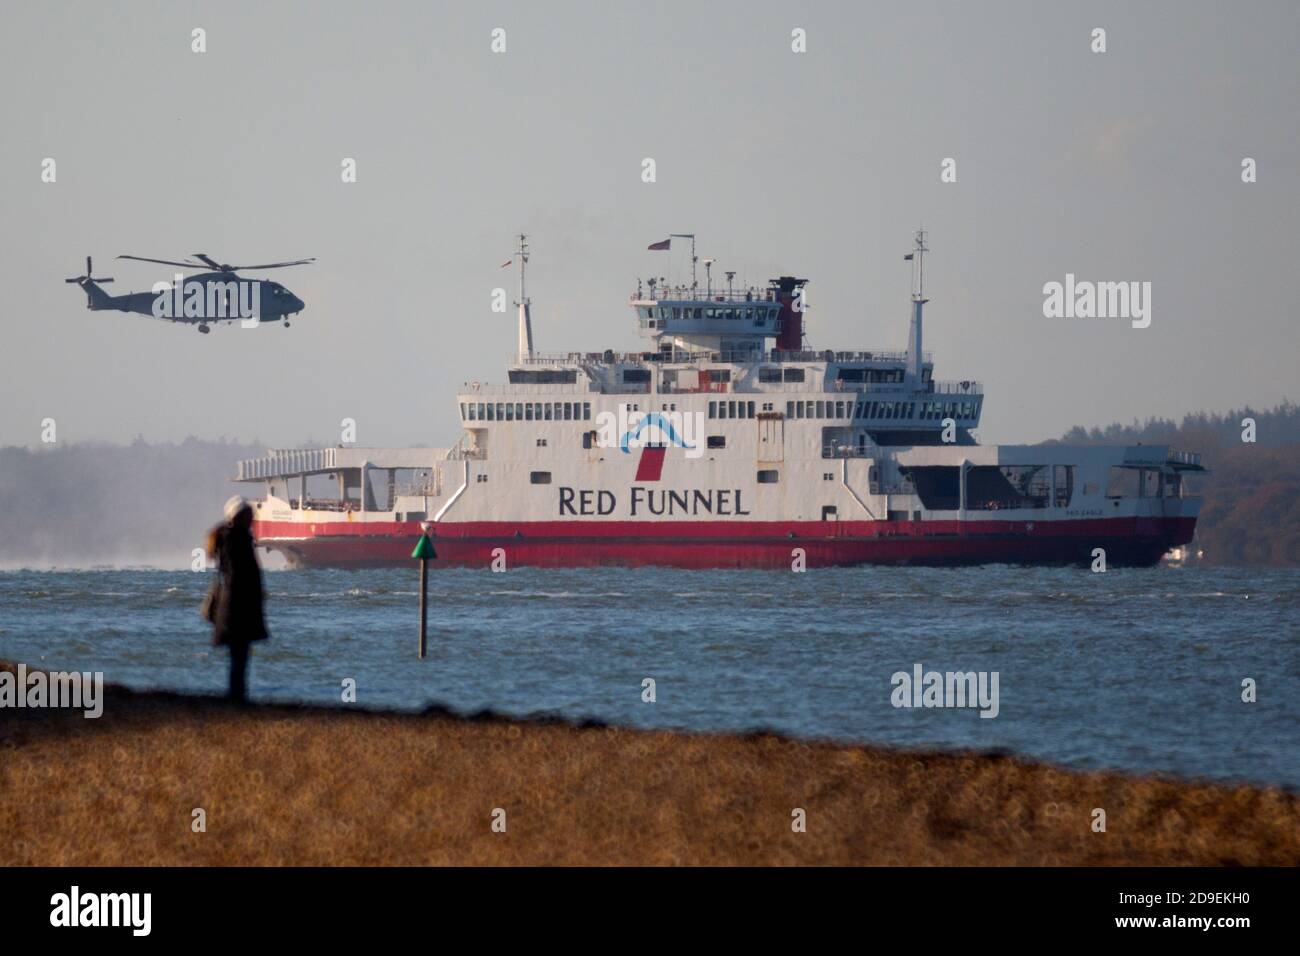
[3,661,1297,866]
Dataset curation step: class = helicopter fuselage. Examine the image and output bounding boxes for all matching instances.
[79,272,305,326]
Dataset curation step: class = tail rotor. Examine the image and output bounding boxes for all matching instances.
[65,256,114,286]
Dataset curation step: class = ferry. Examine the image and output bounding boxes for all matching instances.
[235,232,1205,568]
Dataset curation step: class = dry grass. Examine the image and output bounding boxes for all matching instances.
[1,661,1297,866]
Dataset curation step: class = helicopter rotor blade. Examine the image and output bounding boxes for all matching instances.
[86,256,92,276]
[96,278,114,283]
[192,253,226,271]
[224,258,316,270]
[117,255,210,270]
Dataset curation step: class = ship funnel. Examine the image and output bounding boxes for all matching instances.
[773,276,808,351]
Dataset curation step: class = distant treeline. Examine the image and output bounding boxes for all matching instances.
[1051,401,1300,566]
[0,438,265,568]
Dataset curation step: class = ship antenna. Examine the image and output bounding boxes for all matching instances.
[670,233,696,291]
[515,233,534,363]
[906,228,929,387]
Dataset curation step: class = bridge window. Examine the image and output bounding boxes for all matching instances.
[508,369,577,384]
[759,367,783,383]
[1054,465,1075,507]
[1106,467,1141,499]
[784,368,805,383]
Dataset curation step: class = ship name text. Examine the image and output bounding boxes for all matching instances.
[559,487,751,517]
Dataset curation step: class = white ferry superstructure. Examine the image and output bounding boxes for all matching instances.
[237,232,1204,568]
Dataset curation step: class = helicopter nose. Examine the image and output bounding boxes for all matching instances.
[291,296,305,313]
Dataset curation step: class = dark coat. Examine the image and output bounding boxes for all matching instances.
[208,522,269,646]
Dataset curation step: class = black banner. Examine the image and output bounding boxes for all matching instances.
[0,866,1283,942]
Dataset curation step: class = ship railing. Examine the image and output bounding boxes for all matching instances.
[659,380,982,397]
[292,497,360,513]
[930,380,983,395]
[447,437,486,461]
[764,349,927,365]
[632,288,779,304]
[236,447,338,481]
[515,351,651,366]
[660,382,730,394]
[514,348,933,367]
[467,382,597,395]
[1166,450,1203,468]
[681,348,930,365]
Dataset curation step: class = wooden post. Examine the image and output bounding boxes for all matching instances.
[411,525,437,659]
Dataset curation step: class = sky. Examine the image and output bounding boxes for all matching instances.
[0,0,1296,449]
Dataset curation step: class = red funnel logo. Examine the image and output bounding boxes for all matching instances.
[635,446,666,481]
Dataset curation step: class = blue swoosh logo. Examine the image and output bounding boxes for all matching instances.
[619,413,695,454]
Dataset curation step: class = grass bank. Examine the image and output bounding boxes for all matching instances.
[1,661,1296,865]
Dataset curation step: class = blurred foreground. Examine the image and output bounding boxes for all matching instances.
[1,661,1296,866]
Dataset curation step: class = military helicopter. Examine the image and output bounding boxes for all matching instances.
[66,253,311,333]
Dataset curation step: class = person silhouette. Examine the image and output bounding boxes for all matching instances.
[204,496,269,702]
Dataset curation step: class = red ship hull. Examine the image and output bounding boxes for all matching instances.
[254,516,1196,569]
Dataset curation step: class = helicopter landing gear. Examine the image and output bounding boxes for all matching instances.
[197,324,210,334]
[283,320,291,328]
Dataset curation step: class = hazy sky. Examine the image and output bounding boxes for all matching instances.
[1,0,1296,450]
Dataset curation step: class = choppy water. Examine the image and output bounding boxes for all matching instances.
[1,566,1297,788]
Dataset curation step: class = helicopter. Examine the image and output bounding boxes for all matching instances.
[66,253,312,333]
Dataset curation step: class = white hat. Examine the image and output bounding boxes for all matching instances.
[223,495,249,521]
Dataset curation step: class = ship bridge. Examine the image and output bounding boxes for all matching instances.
[465,230,981,446]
